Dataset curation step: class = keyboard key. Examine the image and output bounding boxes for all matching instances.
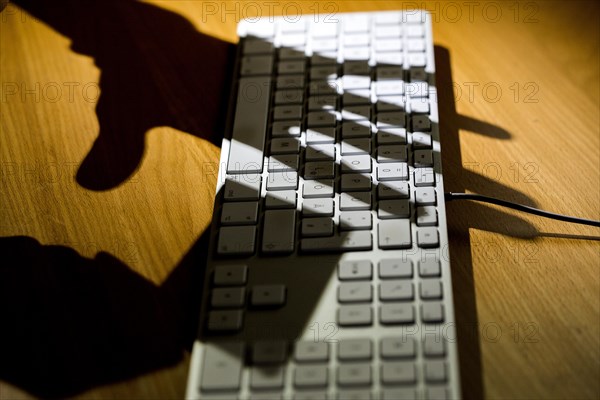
[240,55,274,76]
[262,210,296,253]
[223,175,261,201]
[213,264,248,286]
[377,127,407,144]
[414,167,435,186]
[378,199,410,219]
[217,226,256,255]
[303,198,335,216]
[250,366,285,389]
[342,75,371,90]
[376,66,403,80]
[380,336,416,359]
[375,52,403,66]
[200,343,244,391]
[414,149,434,167]
[312,22,338,38]
[423,335,446,357]
[207,310,244,332]
[267,171,298,191]
[417,227,439,248]
[379,259,412,279]
[381,362,416,384]
[341,155,372,173]
[420,280,443,300]
[338,260,372,280]
[339,211,372,230]
[211,287,246,308]
[379,304,415,324]
[377,95,405,112]
[271,138,300,154]
[338,305,373,326]
[379,281,414,301]
[341,174,372,191]
[265,190,297,209]
[415,187,437,205]
[406,24,424,37]
[306,144,335,161]
[305,161,335,179]
[342,121,371,138]
[221,202,259,225]
[377,163,408,181]
[337,364,371,387]
[303,180,335,198]
[269,154,299,172]
[294,365,328,388]
[376,80,404,96]
[412,131,432,148]
[277,75,304,90]
[422,302,444,323]
[378,220,411,249]
[338,282,373,303]
[252,340,288,364]
[419,259,441,277]
[410,98,430,113]
[309,96,337,114]
[295,341,329,362]
[307,127,337,143]
[302,217,334,237]
[251,284,286,307]
[405,82,428,98]
[273,105,303,120]
[377,145,408,162]
[417,206,438,226]
[272,120,302,137]
[377,111,406,127]
[275,89,304,104]
[341,138,371,155]
[340,192,371,211]
[408,53,426,67]
[338,339,373,361]
[412,115,431,131]
[344,104,372,120]
[279,60,305,75]
[343,90,371,105]
[378,181,410,199]
[343,47,370,61]
[409,67,428,82]
[425,361,447,383]
[243,38,274,55]
[307,111,338,127]
[311,52,338,66]
[302,231,372,252]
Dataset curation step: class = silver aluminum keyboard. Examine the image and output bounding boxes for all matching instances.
[186,10,461,400]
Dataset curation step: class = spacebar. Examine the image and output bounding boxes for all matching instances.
[227,76,272,174]
[301,231,372,252]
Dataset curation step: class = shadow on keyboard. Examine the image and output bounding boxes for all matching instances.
[0,2,545,399]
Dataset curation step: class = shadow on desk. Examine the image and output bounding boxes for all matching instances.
[1,1,546,398]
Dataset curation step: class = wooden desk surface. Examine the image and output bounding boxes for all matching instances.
[1,1,598,399]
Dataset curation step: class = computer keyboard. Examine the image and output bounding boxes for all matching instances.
[186,10,461,400]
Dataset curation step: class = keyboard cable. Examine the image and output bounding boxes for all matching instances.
[444,192,600,228]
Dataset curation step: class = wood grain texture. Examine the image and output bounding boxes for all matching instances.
[1,1,598,399]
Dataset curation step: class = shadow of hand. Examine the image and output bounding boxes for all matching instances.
[15,0,234,190]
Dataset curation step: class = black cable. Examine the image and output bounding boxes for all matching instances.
[444,192,600,228]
